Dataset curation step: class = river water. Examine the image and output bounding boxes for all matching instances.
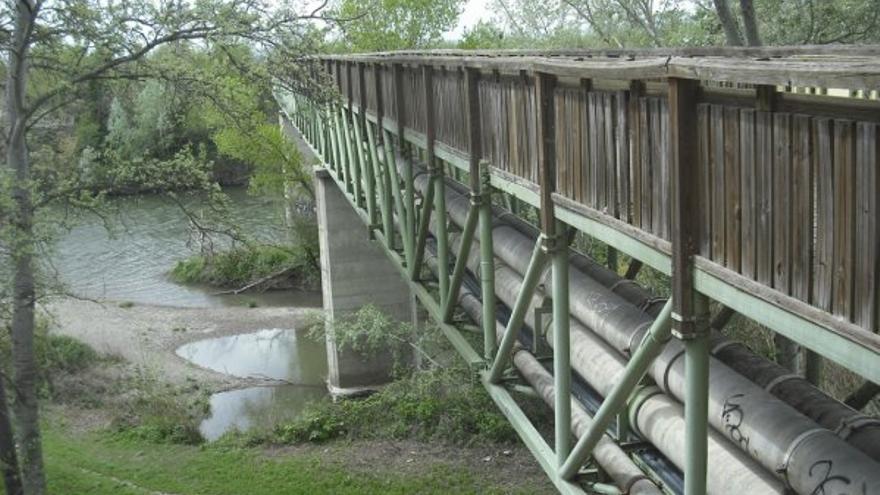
[53,188,320,308]
[54,188,328,440]
[175,329,328,441]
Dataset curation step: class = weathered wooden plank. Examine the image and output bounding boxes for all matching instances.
[723,106,741,272]
[711,105,726,263]
[604,93,618,217]
[813,117,833,310]
[697,104,712,257]
[579,87,591,203]
[854,122,879,331]
[658,98,670,240]
[772,113,792,293]
[616,90,630,223]
[832,119,856,320]
[596,92,608,210]
[755,111,774,286]
[740,108,757,280]
[650,97,663,236]
[629,82,644,229]
[791,114,813,304]
[640,97,653,232]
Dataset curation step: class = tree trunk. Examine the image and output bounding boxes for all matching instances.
[0,375,23,495]
[6,2,47,494]
[712,0,744,46]
[739,0,762,46]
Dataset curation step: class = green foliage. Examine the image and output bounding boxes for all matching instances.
[308,304,444,376]
[171,241,319,290]
[214,123,311,199]
[331,0,464,51]
[272,366,516,445]
[0,319,99,395]
[457,21,507,49]
[110,375,207,446]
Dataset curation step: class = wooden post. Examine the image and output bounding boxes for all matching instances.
[465,67,482,192]
[669,77,710,495]
[535,72,557,237]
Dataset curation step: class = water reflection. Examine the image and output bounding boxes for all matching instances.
[176,329,327,385]
[177,328,330,441]
[200,385,328,441]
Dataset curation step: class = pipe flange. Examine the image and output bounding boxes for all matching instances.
[661,348,686,394]
[835,414,880,440]
[627,386,664,438]
[710,338,739,355]
[777,427,828,486]
[610,278,641,294]
[626,321,653,356]
[764,373,802,394]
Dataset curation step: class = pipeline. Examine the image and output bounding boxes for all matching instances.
[447,267,662,494]
[434,218,784,494]
[405,161,880,495]
[487,200,880,464]
[480,186,880,464]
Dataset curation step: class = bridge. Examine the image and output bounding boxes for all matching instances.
[277,47,880,495]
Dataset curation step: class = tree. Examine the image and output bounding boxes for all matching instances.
[0,2,335,493]
[331,0,463,51]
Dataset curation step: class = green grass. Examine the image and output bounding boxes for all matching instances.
[38,425,534,495]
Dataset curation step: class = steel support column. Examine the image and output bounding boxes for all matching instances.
[550,226,571,467]
[479,162,497,359]
[442,201,479,323]
[487,237,549,382]
[559,299,673,479]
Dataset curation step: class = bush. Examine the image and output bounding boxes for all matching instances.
[110,373,208,445]
[0,319,99,396]
[271,366,516,446]
[171,242,319,290]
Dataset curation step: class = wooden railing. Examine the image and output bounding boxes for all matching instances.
[314,48,880,379]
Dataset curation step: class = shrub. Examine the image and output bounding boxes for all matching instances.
[110,372,208,445]
[272,366,516,446]
[171,242,319,290]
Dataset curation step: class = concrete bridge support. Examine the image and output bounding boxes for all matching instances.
[315,169,412,395]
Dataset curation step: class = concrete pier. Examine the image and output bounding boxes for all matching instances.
[315,169,412,395]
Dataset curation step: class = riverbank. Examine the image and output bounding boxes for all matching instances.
[43,297,316,390]
[36,298,553,493]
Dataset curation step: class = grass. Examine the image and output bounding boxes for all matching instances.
[37,423,539,495]
[240,366,518,446]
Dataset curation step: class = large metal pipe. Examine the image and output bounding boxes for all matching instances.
[428,254,662,495]
[410,166,880,494]
[439,228,783,495]
[475,190,880,462]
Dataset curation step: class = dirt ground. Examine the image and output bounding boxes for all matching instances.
[43,297,318,390]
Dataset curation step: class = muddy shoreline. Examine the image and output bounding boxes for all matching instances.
[43,296,324,392]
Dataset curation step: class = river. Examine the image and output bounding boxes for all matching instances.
[53,188,320,308]
[53,187,328,440]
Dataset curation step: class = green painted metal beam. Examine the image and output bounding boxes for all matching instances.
[481,372,588,495]
[559,299,673,480]
[487,237,549,383]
